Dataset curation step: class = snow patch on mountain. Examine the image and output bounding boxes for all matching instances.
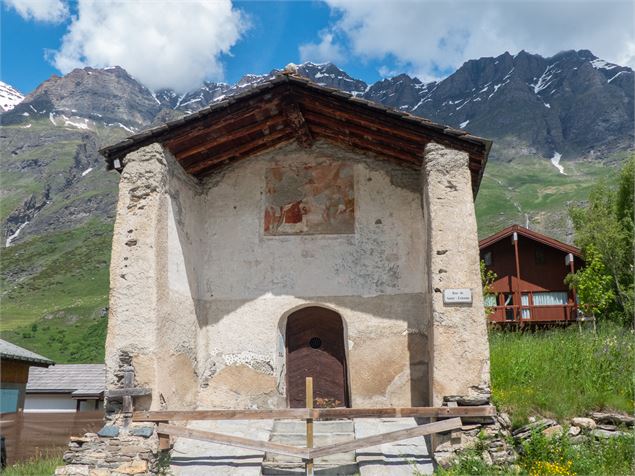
[550,152,566,175]
[590,59,619,70]
[0,81,24,112]
[6,220,29,247]
[531,64,559,94]
[607,71,628,83]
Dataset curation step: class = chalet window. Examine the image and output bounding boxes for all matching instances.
[0,388,20,413]
[535,246,545,265]
[483,294,497,307]
[521,294,531,319]
[533,292,568,306]
[483,251,493,266]
[503,293,514,321]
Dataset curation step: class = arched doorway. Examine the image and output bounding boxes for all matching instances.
[285,306,350,408]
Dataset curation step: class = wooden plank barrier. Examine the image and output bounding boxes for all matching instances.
[134,405,494,422]
[157,423,309,459]
[157,418,462,461]
[309,418,461,459]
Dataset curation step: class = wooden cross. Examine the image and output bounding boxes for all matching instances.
[105,365,151,427]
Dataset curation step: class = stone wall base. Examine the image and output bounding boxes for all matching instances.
[55,422,161,476]
[433,388,517,468]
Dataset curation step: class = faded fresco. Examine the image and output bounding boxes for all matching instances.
[264,162,355,235]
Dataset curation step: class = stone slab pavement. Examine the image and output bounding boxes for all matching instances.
[354,418,434,476]
[170,419,273,475]
[169,417,434,475]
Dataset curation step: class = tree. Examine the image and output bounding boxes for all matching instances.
[566,245,614,318]
[569,156,634,326]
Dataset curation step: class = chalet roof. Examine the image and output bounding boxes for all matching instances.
[479,225,582,257]
[26,364,106,398]
[100,73,492,196]
[0,339,53,367]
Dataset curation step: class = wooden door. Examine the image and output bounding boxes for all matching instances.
[285,307,350,408]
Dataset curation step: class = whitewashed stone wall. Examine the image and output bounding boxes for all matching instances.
[106,139,490,412]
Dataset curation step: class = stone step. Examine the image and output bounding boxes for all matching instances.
[263,419,358,475]
[269,433,354,446]
[261,461,359,475]
[265,451,356,464]
[272,419,355,434]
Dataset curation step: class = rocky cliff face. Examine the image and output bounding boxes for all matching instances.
[0,50,632,246]
[405,50,634,159]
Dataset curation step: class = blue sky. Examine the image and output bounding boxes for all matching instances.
[2,0,634,95]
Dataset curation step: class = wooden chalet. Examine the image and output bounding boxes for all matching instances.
[0,339,53,414]
[479,225,585,325]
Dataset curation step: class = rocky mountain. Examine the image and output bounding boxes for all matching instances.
[1,50,632,362]
[1,51,632,248]
[407,50,634,159]
[0,81,24,111]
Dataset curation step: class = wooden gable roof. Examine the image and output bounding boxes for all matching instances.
[100,73,492,195]
[479,224,583,257]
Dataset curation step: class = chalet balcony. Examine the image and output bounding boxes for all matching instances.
[487,304,578,324]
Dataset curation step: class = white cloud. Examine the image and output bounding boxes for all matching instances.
[4,0,69,23]
[299,30,347,64]
[313,0,635,80]
[52,0,249,92]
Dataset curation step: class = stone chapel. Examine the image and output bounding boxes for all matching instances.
[100,73,492,414]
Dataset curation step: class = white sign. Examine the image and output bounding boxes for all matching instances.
[443,288,473,304]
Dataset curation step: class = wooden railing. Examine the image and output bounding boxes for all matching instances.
[488,304,577,323]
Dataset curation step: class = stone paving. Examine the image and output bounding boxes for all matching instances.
[169,418,434,475]
[170,420,273,476]
[355,418,433,476]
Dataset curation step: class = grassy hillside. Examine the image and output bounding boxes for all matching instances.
[0,220,112,362]
[475,153,624,241]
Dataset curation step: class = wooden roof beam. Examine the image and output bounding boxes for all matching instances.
[299,93,486,159]
[282,98,313,148]
[303,109,426,157]
[183,128,295,175]
[173,116,288,162]
[312,125,420,167]
[165,99,283,155]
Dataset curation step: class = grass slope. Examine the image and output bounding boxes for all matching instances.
[0,220,112,362]
[475,155,621,241]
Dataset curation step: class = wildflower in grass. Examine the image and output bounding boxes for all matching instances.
[530,460,575,476]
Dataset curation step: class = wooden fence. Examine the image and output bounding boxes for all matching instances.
[0,411,103,466]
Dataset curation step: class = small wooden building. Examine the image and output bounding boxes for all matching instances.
[479,225,584,325]
[25,364,105,413]
[0,339,53,414]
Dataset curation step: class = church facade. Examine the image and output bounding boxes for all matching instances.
[100,74,492,413]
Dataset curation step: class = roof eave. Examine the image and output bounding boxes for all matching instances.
[479,224,583,257]
[2,354,54,367]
